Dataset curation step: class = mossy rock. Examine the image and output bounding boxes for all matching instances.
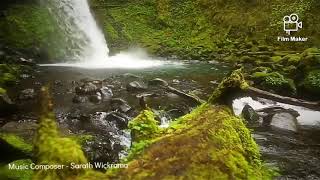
[240,55,255,63]
[283,54,301,65]
[301,48,320,57]
[303,70,320,95]
[252,72,296,95]
[106,104,277,179]
[209,68,249,104]
[0,87,6,95]
[271,56,282,63]
[251,66,272,73]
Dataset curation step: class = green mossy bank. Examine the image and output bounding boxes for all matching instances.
[90,0,320,58]
[0,1,71,62]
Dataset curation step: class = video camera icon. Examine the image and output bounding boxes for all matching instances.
[283,14,302,35]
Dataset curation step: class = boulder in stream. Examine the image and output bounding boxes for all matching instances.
[110,98,132,113]
[126,81,147,92]
[241,104,260,126]
[100,86,113,100]
[148,78,169,87]
[19,89,36,100]
[269,112,299,132]
[75,82,99,95]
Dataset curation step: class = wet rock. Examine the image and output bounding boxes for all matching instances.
[19,89,36,100]
[172,79,180,84]
[110,98,132,113]
[1,121,37,142]
[167,109,185,119]
[20,74,30,79]
[18,57,35,65]
[82,135,120,163]
[100,86,113,100]
[126,81,147,92]
[105,112,129,130]
[54,80,63,86]
[72,95,88,103]
[264,112,298,132]
[75,82,99,95]
[78,112,115,134]
[148,78,169,87]
[241,104,260,125]
[89,92,102,103]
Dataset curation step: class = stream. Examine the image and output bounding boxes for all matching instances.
[1,60,320,179]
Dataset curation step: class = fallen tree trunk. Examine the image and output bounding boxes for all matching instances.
[247,87,320,111]
[165,86,205,105]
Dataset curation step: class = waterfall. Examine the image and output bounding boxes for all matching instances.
[41,0,175,69]
[44,0,109,62]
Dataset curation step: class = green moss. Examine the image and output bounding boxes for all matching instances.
[208,68,249,104]
[92,0,215,58]
[0,4,70,60]
[107,104,277,179]
[0,159,33,180]
[0,73,17,86]
[240,56,255,63]
[252,71,296,95]
[304,70,320,95]
[70,134,94,145]
[283,54,301,65]
[271,56,282,63]
[301,48,320,57]
[32,87,88,179]
[0,87,6,95]
[0,134,32,154]
[128,109,160,142]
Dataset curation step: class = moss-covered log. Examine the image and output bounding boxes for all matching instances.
[105,104,275,179]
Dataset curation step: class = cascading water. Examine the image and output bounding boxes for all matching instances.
[41,0,176,69]
[43,0,109,63]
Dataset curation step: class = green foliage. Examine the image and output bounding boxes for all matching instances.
[0,64,21,87]
[283,54,301,65]
[91,0,215,59]
[125,140,153,162]
[128,109,160,142]
[304,70,320,95]
[208,68,249,104]
[0,5,69,60]
[271,56,282,63]
[252,71,297,95]
[0,159,33,180]
[0,133,33,154]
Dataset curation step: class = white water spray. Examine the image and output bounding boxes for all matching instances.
[42,0,173,69]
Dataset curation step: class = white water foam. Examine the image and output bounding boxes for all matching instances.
[233,97,320,126]
[40,48,182,69]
